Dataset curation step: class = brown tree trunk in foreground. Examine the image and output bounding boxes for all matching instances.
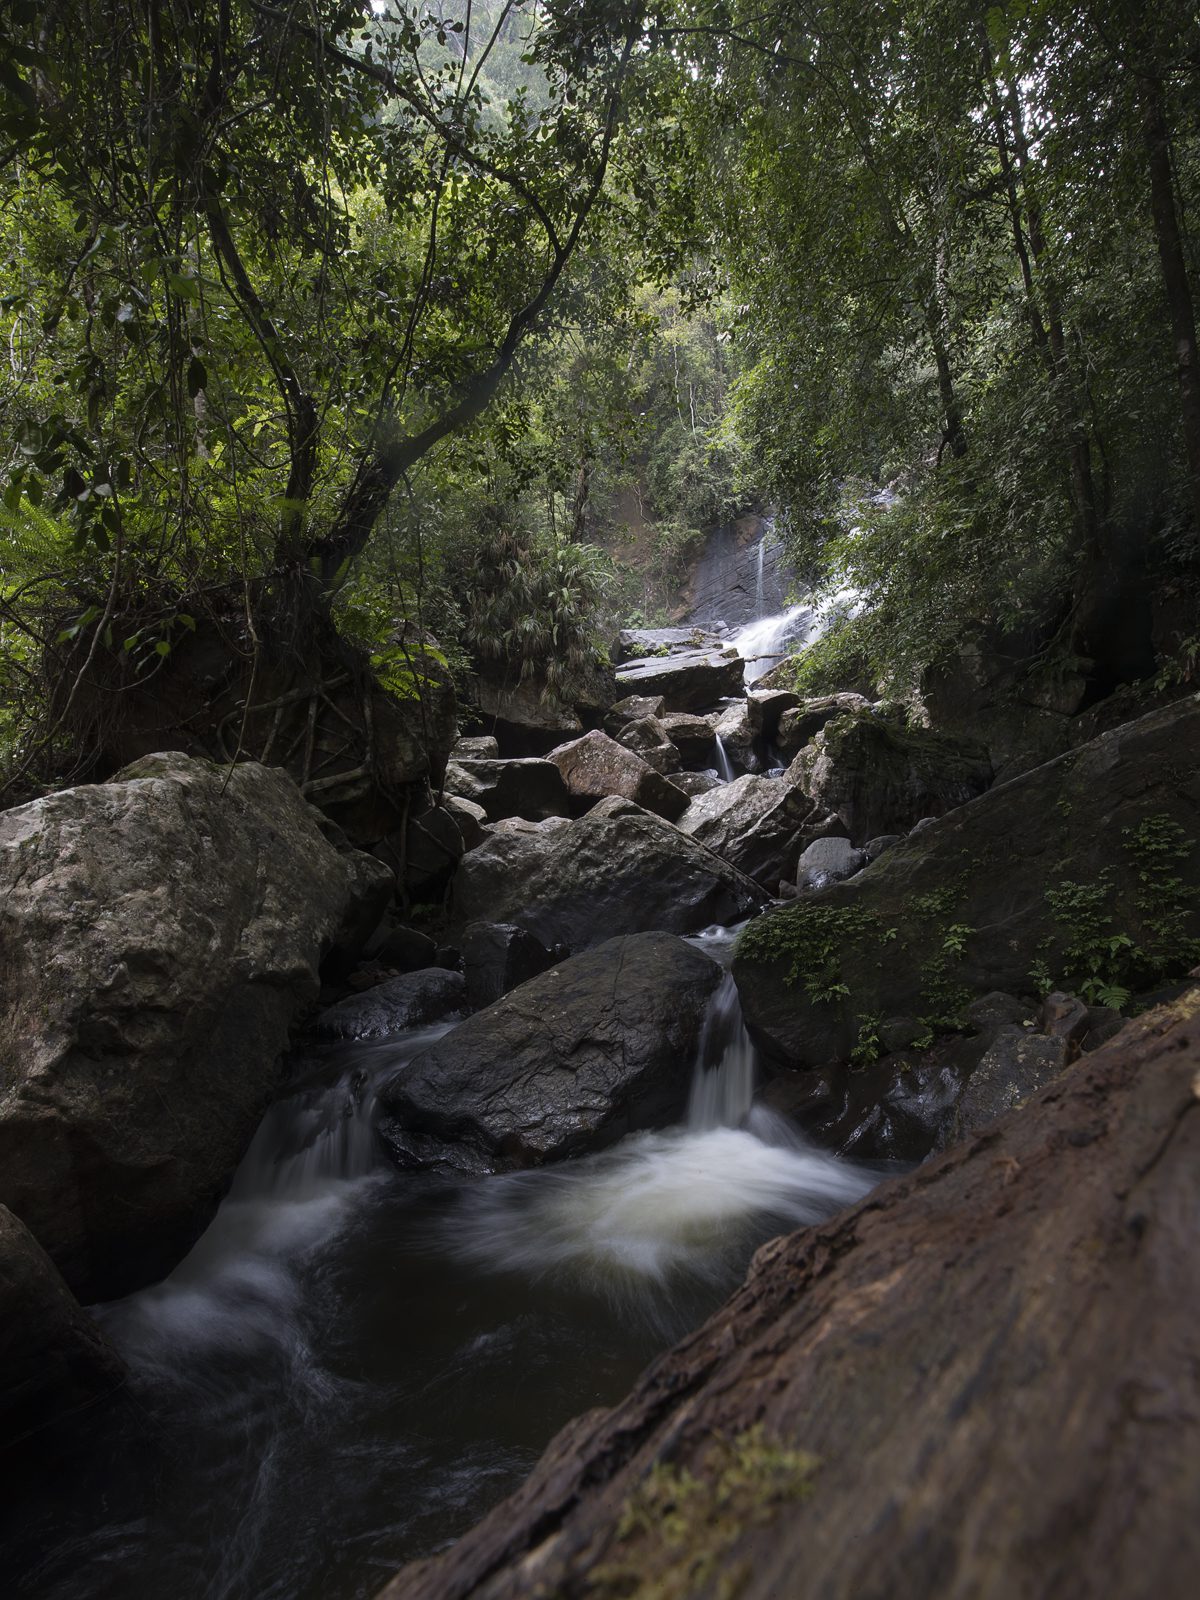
[379,987,1200,1600]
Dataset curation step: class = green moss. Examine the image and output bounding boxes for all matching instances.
[586,1425,819,1600]
[735,902,885,1006]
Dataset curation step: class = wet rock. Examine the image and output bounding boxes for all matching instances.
[461,922,562,1009]
[615,647,745,713]
[863,833,903,862]
[660,712,721,768]
[547,731,687,822]
[443,757,571,824]
[315,970,467,1040]
[937,1029,1070,1147]
[748,688,801,746]
[378,933,723,1170]
[680,514,790,629]
[734,699,1200,1066]
[0,753,392,1301]
[603,694,665,736]
[712,700,763,772]
[452,735,499,760]
[776,693,871,760]
[788,711,993,842]
[795,836,865,892]
[762,1033,987,1163]
[677,775,820,887]
[614,716,682,774]
[877,1016,927,1053]
[377,997,1200,1600]
[0,1205,125,1439]
[451,795,767,952]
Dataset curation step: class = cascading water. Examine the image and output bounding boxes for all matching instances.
[6,954,874,1600]
[713,732,737,782]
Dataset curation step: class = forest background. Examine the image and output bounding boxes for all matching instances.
[1,0,1197,813]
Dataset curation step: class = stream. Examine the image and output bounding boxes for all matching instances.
[7,931,875,1600]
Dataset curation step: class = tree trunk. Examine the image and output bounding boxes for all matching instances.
[1142,69,1200,533]
[378,990,1200,1600]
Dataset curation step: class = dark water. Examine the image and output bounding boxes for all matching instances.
[4,939,875,1600]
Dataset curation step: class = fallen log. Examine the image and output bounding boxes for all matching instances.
[378,985,1200,1600]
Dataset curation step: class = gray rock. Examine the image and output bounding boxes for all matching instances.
[668,770,723,798]
[315,970,467,1039]
[788,713,993,842]
[776,694,871,760]
[0,753,392,1300]
[1082,1006,1125,1052]
[795,836,866,892]
[941,1030,1070,1146]
[451,795,767,952]
[394,799,467,894]
[604,694,666,736]
[0,1205,125,1437]
[441,792,488,852]
[367,923,438,973]
[615,716,682,774]
[452,735,500,760]
[468,675,583,755]
[616,627,727,662]
[547,730,687,822]
[443,757,572,823]
[878,1016,927,1053]
[1039,991,1091,1046]
[615,648,746,714]
[462,922,562,1009]
[712,700,763,772]
[678,774,820,887]
[864,833,903,861]
[378,934,723,1170]
[660,712,721,768]
[964,992,1034,1034]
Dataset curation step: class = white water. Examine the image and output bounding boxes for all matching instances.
[434,973,874,1312]
[713,732,737,782]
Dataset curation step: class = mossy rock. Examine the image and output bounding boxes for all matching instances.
[734,697,1200,1065]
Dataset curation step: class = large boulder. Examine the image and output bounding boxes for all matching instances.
[677,775,821,887]
[1,1205,125,1441]
[546,731,687,822]
[787,710,993,842]
[659,712,721,768]
[377,991,1200,1600]
[615,626,728,663]
[378,933,722,1171]
[443,757,571,824]
[0,754,393,1300]
[615,647,746,713]
[603,694,665,736]
[734,698,1200,1065]
[450,795,767,952]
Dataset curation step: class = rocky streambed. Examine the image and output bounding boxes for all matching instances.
[1,591,1198,1600]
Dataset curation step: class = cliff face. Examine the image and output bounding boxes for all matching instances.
[378,985,1200,1600]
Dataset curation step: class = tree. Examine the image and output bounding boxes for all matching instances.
[0,0,652,825]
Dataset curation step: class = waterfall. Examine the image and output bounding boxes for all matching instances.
[686,972,755,1130]
[754,534,766,619]
[713,733,736,782]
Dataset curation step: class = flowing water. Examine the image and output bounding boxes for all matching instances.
[713,732,737,782]
[6,945,875,1600]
